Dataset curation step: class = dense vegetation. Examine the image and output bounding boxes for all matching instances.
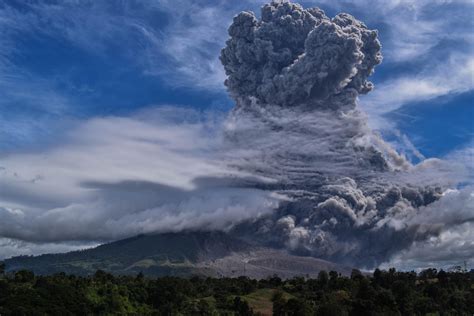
[0,263,473,315]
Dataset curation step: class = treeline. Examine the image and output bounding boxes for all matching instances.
[0,265,473,315]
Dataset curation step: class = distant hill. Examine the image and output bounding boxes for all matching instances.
[5,232,353,278]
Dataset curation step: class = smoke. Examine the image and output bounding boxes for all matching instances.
[220,0,470,268]
[220,1,381,109]
[0,0,471,269]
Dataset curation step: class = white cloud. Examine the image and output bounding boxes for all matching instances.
[0,238,97,260]
[381,187,474,270]
[0,106,281,248]
[142,1,228,90]
[142,0,267,90]
[444,142,474,183]
[361,54,474,128]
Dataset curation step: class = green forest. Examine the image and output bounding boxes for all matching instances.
[0,263,473,315]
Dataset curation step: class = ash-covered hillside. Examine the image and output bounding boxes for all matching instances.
[5,232,352,278]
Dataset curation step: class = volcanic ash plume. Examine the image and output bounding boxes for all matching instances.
[220,0,381,109]
[219,0,464,268]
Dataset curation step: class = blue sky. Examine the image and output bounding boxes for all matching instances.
[0,0,472,159]
[0,0,473,266]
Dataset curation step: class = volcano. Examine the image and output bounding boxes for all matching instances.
[5,231,353,278]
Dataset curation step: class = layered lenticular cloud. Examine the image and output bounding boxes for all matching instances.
[0,107,281,244]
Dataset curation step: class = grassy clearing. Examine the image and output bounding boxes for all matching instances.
[243,288,293,316]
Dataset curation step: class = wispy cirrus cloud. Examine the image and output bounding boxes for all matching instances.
[361,54,474,129]
[0,0,229,148]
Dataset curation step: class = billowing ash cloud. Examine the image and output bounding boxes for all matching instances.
[220,0,470,268]
[220,1,381,109]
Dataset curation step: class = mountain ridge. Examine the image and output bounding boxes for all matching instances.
[5,231,353,278]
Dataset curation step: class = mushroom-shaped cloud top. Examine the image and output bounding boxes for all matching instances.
[220,1,382,108]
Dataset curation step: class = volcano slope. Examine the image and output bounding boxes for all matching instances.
[5,232,352,278]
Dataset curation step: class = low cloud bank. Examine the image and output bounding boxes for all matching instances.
[0,107,281,252]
